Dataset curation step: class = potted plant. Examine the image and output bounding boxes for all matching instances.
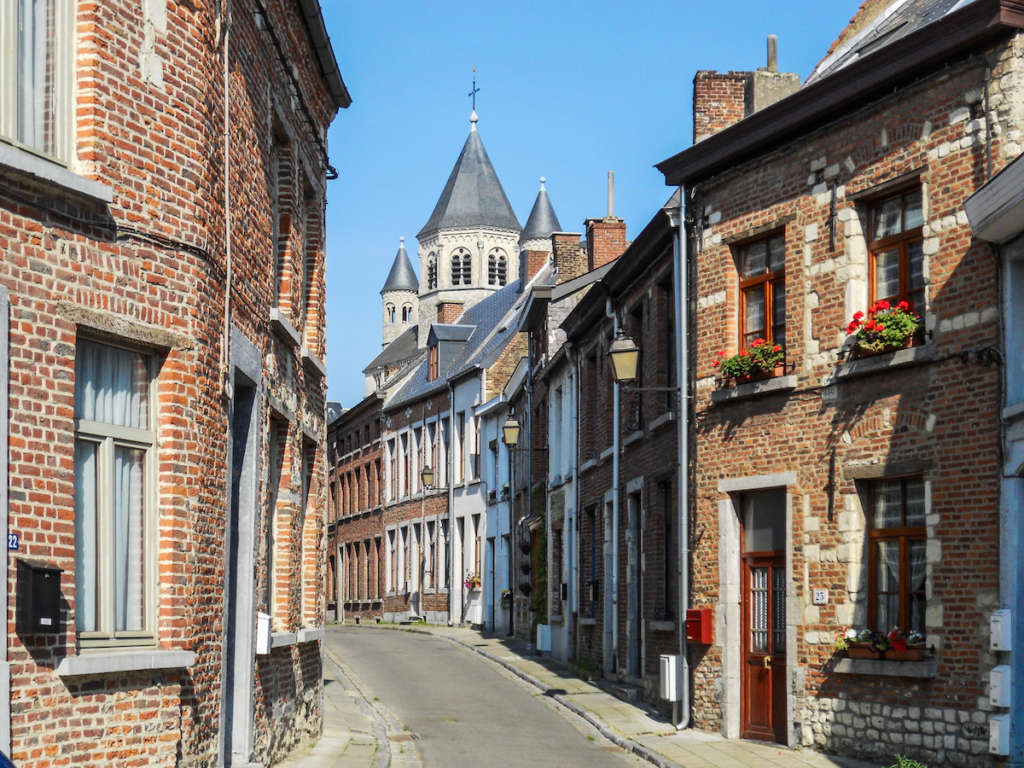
[713,338,785,384]
[500,588,512,606]
[836,628,887,659]
[884,629,927,661]
[464,573,481,590]
[844,300,921,357]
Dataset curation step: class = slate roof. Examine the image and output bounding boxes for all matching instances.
[387,265,553,409]
[362,325,420,374]
[417,122,521,238]
[807,0,975,83]
[380,238,419,294]
[520,180,562,244]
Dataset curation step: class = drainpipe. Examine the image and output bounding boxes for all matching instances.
[669,188,691,729]
[448,382,456,625]
[567,343,580,648]
[221,0,233,395]
[606,298,620,674]
[0,287,9,757]
[507,407,515,636]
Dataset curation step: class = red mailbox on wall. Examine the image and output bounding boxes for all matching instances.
[686,608,713,645]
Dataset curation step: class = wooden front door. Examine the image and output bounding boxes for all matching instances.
[742,553,786,743]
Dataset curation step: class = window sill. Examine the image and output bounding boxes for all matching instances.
[579,617,597,627]
[648,620,675,632]
[56,649,195,677]
[711,374,798,405]
[622,429,644,448]
[301,346,327,379]
[297,627,323,644]
[271,631,297,649]
[599,446,615,461]
[269,308,301,348]
[0,142,114,204]
[833,657,938,678]
[832,343,934,381]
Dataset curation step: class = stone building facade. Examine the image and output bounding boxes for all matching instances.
[0,0,348,765]
[656,0,1024,764]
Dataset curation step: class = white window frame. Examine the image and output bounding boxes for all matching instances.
[74,337,159,648]
[0,0,75,164]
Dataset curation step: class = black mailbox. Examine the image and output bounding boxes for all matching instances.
[17,558,63,634]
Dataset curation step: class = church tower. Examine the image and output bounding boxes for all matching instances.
[415,110,521,346]
[380,237,419,348]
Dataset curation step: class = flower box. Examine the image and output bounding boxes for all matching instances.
[713,339,785,384]
[845,300,921,358]
[730,363,785,385]
[846,645,882,660]
[885,646,927,662]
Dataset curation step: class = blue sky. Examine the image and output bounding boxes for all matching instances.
[320,1,854,407]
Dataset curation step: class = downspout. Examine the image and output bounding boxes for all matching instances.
[0,286,10,757]
[221,0,233,394]
[568,343,580,648]
[606,298,620,673]
[507,406,515,636]
[670,187,691,729]
[447,382,456,625]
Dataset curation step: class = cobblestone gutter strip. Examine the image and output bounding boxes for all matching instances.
[369,625,682,768]
[324,647,392,768]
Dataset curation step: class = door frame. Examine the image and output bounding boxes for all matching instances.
[740,551,787,743]
[715,473,796,744]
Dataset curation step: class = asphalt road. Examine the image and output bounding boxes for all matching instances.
[325,626,644,768]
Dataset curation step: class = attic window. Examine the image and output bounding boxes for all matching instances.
[428,344,439,381]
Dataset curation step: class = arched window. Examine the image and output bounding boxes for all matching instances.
[402,304,413,323]
[487,248,508,286]
[427,253,437,290]
[386,303,395,323]
[451,247,472,286]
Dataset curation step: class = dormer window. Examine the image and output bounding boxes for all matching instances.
[428,344,439,381]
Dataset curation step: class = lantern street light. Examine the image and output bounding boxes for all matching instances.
[414,464,434,621]
[420,465,434,489]
[608,329,640,383]
[502,417,521,447]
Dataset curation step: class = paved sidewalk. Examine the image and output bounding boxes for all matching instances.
[276,650,385,768]
[360,623,878,768]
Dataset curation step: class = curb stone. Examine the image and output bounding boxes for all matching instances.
[324,646,394,768]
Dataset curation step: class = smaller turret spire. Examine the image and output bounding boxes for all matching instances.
[520,176,562,246]
[381,237,419,294]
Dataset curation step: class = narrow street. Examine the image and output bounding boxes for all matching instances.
[325,627,646,767]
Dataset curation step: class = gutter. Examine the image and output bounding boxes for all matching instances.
[657,0,1024,186]
[296,0,352,110]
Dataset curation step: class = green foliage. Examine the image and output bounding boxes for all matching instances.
[714,338,784,378]
[846,300,921,355]
[885,755,928,768]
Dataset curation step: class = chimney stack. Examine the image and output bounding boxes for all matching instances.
[607,171,615,218]
[692,35,800,142]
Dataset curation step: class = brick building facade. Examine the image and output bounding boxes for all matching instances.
[654,0,1024,763]
[0,0,348,765]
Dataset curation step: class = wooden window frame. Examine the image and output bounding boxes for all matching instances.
[736,232,786,351]
[866,187,925,309]
[866,477,927,633]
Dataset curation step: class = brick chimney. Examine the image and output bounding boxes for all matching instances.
[436,301,464,324]
[520,249,549,286]
[585,217,626,270]
[693,36,800,143]
[552,232,586,284]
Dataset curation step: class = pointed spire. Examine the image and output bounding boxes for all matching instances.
[380,236,418,294]
[520,176,562,245]
[417,124,521,238]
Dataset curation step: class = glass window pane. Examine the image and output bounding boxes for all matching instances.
[904,189,923,230]
[876,540,899,591]
[742,241,767,278]
[744,285,765,341]
[772,281,785,331]
[114,446,146,632]
[772,566,786,655]
[74,440,100,632]
[910,594,926,634]
[872,480,902,528]
[768,236,785,273]
[876,592,899,632]
[905,478,925,527]
[908,240,924,292]
[874,249,900,300]
[751,567,769,652]
[872,197,903,239]
[17,0,59,157]
[75,340,150,429]
[743,490,786,552]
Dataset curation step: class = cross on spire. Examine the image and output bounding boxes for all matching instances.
[468,67,480,112]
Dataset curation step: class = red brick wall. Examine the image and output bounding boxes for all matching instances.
[585,218,627,270]
[693,70,748,142]
[523,249,549,283]
[552,232,588,284]
[0,0,340,764]
[437,301,464,324]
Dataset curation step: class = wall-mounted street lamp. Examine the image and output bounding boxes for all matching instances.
[420,465,435,489]
[608,329,640,383]
[501,417,521,447]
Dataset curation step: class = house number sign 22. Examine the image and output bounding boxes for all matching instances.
[7,534,18,551]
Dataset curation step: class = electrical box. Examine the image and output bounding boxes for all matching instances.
[660,654,682,701]
[255,611,271,655]
[991,609,1013,651]
[16,559,62,634]
[686,608,713,645]
[536,623,551,653]
[990,665,1012,708]
[990,713,1010,756]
